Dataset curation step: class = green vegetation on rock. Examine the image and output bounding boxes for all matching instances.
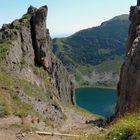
[0,42,11,62]
[106,114,140,140]
[0,71,41,118]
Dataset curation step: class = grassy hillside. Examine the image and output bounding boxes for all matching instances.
[53,14,130,87]
[77,113,140,140]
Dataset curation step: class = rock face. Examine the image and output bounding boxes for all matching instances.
[0,5,75,127]
[138,0,140,6]
[30,6,52,72]
[116,0,140,116]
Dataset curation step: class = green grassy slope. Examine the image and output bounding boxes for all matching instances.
[76,113,140,140]
[53,14,129,87]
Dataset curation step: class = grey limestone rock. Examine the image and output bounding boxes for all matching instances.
[116,0,140,116]
[0,5,75,125]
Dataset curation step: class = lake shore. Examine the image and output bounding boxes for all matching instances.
[77,85,117,90]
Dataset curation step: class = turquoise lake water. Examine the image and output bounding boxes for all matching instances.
[75,88,117,117]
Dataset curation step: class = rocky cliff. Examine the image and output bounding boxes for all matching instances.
[116,0,140,116]
[0,5,75,129]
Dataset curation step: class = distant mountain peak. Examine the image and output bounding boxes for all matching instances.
[110,14,129,21]
[101,14,129,27]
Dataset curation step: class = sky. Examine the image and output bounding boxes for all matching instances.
[0,0,136,38]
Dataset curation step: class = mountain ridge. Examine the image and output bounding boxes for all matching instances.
[53,14,130,87]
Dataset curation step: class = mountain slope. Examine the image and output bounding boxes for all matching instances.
[53,14,130,87]
[0,5,76,131]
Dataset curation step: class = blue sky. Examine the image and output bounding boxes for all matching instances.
[0,0,136,37]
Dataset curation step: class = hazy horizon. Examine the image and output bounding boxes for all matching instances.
[0,0,136,38]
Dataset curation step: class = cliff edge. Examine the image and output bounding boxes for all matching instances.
[116,0,140,116]
[0,5,75,130]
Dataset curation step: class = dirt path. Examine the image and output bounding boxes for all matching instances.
[0,107,101,140]
[0,130,78,140]
[60,107,100,136]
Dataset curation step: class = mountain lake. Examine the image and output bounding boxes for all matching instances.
[75,87,117,117]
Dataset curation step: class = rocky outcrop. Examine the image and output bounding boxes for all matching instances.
[116,1,140,116]
[0,5,75,127]
[30,6,52,72]
[138,0,140,6]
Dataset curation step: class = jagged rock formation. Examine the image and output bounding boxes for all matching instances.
[0,5,75,129]
[116,1,140,116]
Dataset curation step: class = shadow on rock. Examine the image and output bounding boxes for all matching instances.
[85,115,115,128]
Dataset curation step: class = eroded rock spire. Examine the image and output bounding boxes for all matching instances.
[27,5,37,13]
